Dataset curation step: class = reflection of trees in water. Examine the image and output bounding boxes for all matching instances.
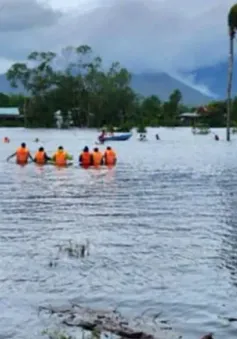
[218,169,237,287]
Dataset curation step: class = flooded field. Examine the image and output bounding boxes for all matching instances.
[0,127,237,339]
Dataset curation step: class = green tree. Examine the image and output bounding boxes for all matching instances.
[7,51,57,127]
[140,95,161,126]
[162,89,182,126]
[202,100,226,127]
[6,44,202,129]
[0,93,10,106]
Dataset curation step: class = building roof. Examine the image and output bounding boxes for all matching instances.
[0,107,19,116]
[180,112,200,118]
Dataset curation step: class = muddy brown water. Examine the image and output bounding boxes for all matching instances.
[0,127,237,339]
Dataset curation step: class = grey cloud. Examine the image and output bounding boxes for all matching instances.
[28,0,189,70]
[68,0,233,72]
[0,0,235,74]
[0,0,62,32]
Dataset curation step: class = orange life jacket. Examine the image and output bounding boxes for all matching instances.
[35,151,46,164]
[16,147,29,164]
[104,149,116,166]
[92,151,103,166]
[54,150,67,166]
[80,151,91,167]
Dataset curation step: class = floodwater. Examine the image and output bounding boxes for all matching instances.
[0,127,237,339]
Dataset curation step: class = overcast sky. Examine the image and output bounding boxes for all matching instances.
[0,0,234,95]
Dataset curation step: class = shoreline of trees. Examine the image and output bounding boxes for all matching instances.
[0,44,233,129]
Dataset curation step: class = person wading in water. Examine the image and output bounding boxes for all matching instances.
[7,142,34,165]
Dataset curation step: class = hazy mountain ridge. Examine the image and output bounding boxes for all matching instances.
[0,72,213,106]
[131,73,212,105]
[189,62,236,99]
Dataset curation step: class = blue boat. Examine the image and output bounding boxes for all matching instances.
[99,132,132,142]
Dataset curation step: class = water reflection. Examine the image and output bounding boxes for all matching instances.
[218,169,237,288]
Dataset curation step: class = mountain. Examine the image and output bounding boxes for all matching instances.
[0,74,20,93]
[131,72,213,105]
[0,72,213,106]
[190,61,237,99]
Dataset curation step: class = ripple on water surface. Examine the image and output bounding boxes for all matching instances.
[1,128,237,339]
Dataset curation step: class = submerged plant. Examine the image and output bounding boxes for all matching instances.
[58,240,90,258]
[48,260,58,267]
[48,240,90,267]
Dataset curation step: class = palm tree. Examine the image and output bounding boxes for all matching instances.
[227,4,237,141]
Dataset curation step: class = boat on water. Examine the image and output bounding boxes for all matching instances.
[98,132,132,143]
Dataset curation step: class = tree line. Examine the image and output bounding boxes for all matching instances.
[4,45,191,128]
[3,44,236,129]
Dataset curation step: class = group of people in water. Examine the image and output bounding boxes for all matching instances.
[79,146,116,167]
[6,143,117,168]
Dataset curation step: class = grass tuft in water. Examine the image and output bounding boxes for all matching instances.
[58,240,90,258]
[48,240,90,267]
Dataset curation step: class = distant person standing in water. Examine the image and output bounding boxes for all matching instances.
[156,134,160,140]
[214,134,219,141]
[7,142,34,165]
